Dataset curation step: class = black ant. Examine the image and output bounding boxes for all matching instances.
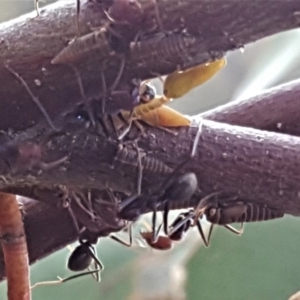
[31,238,103,289]
[67,238,104,282]
[163,193,220,248]
[32,190,132,288]
[116,119,204,242]
[166,194,285,247]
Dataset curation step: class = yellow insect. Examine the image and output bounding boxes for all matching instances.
[122,105,190,128]
[118,57,226,138]
[163,57,227,99]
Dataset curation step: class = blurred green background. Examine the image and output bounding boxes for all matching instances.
[1,2,300,299]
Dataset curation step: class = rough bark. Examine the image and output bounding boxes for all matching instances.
[0,0,300,281]
[0,0,299,130]
[0,77,300,281]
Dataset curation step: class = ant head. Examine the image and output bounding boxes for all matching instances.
[206,207,219,224]
[139,82,156,103]
[67,241,94,272]
[108,0,143,25]
[130,80,157,104]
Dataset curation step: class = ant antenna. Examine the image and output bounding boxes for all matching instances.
[5,63,58,131]
[70,65,96,127]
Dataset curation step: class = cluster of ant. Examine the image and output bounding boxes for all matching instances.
[46,0,228,140]
[3,0,226,173]
[31,127,284,289]
[3,0,285,290]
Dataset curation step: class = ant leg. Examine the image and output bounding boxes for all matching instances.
[163,202,170,235]
[223,223,244,235]
[133,120,147,137]
[71,65,96,127]
[89,245,103,282]
[100,72,107,114]
[72,191,98,221]
[105,25,126,41]
[30,269,101,289]
[86,190,96,223]
[35,0,40,17]
[167,212,192,237]
[109,56,125,92]
[153,0,163,31]
[118,120,133,141]
[151,205,162,243]
[195,219,209,247]
[109,222,133,247]
[118,193,139,212]
[64,268,101,283]
[159,118,203,192]
[103,9,115,23]
[151,221,162,244]
[39,155,69,171]
[61,189,82,234]
[207,223,214,245]
[132,141,143,195]
[76,0,81,36]
[4,64,58,131]
[190,118,203,158]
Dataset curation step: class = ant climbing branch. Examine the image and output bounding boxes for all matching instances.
[1,0,298,131]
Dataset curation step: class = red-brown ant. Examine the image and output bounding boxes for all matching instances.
[166,195,285,247]
[140,227,173,251]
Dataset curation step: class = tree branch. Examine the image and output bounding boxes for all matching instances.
[0,74,300,281]
[0,73,300,277]
[203,78,300,136]
[0,0,300,282]
[0,0,299,130]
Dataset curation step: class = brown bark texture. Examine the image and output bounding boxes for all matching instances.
[0,0,299,281]
[0,193,31,299]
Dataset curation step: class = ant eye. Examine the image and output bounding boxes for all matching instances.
[75,110,89,123]
[140,84,156,102]
[208,208,216,217]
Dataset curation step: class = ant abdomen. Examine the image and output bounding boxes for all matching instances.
[67,241,94,272]
[243,203,284,222]
[206,201,284,225]
[163,172,198,203]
